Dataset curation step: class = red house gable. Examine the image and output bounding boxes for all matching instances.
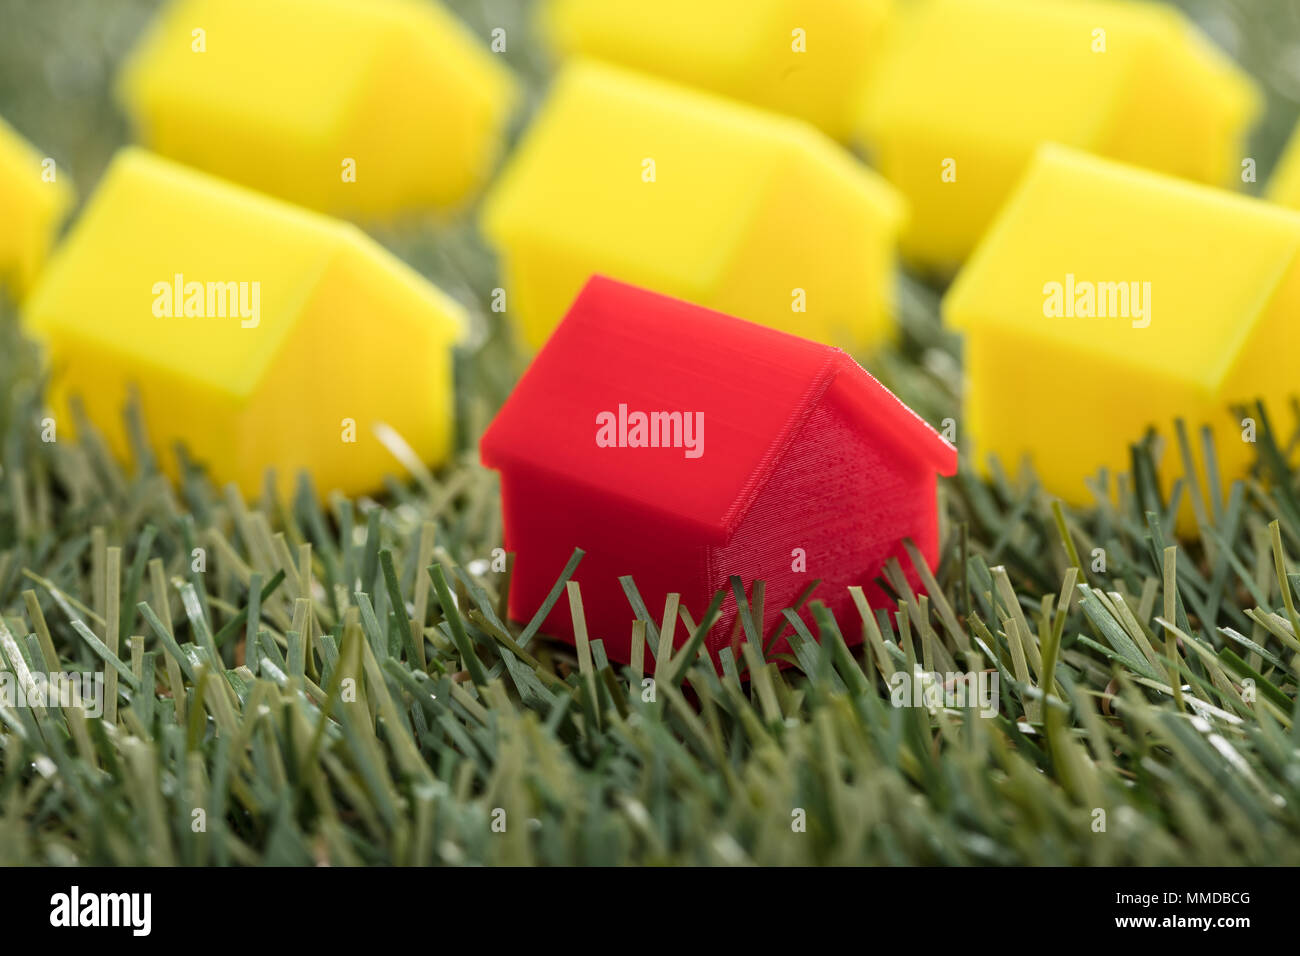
[482,277,955,533]
[481,276,956,665]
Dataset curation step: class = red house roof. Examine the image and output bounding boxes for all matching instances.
[480,277,956,541]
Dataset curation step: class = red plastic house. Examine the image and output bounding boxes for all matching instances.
[480,277,957,667]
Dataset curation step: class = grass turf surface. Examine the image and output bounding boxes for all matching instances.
[0,0,1298,865]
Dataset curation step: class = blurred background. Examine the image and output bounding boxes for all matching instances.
[5,0,1299,455]
[2,0,1299,443]
[6,0,1300,199]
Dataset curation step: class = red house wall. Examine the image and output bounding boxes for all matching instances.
[496,460,716,666]
[496,389,941,672]
[707,387,938,662]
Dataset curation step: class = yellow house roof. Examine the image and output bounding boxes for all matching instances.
[118,0,516,217]
[865,0,1141,148]
[539,0,895,141]
[480,59,905,350]
[483,60,795,294]
[24,148,465,399]
[0,115,74,297]
[944,145,1300,395]
[857,0,1260,269]
[1269,120,1300,210]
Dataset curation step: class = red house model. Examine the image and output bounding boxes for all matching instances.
[480,277,957,667]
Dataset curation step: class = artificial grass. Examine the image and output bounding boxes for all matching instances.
[1,284,1298,864]
[0,0,1298,867]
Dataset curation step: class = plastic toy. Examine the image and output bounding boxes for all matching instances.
[23,148,466,498]
[540,0,895,141]
[0,115,73,299]
[118,0,516,218]
[480,59,905,353]
[857,0,1259,271]
[944,144,1300,527]
[481,276,956,667]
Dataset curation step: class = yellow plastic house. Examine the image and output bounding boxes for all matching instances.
[943,145,1300,522]
[1268,121,1300,210]
[539,0,895,142]
[858,0,1259,271]
[23,148,466,498]
[480,59,906,352]
[118,0,516,219]
[0,116,73,300]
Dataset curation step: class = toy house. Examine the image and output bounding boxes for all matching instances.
[540,0,895,142]
[480,276,956,667]
[480,59,905,353]
[23,148,466,498]
[117,0,516,218]
[943,145,1300,522]
[0,116,73,299]
[1269,121,1300,209]
[857,0,1259,271]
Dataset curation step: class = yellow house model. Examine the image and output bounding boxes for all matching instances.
[118,0,516,218]
[0,116,73,299]
[1268,121,1300,210]
[23,148,466,498]
[539,0,895,142]
[858,0,1259,271]
[480,60,906,352]
[943,145,1300,523]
